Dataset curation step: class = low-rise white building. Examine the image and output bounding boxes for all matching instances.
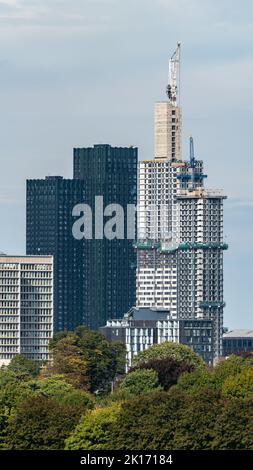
[100,307,214,370]
[0,255,54,366]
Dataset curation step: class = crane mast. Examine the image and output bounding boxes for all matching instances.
[190,136,196,167]
[166,42,181,105]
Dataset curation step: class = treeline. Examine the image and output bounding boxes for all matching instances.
[0,326,253,450]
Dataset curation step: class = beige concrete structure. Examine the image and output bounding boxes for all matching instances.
[154,102,182,161]
[0,255,53,366]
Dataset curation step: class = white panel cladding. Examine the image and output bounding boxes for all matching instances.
[0,256,54,365]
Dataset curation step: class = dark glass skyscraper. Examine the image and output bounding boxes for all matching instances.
[26,145,137,332]
[26,176,85,331]
[73,144,137,329]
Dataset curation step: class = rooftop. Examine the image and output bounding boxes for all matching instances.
[125,306,170,321]
[0,255,53,264]
[223,329,253,338]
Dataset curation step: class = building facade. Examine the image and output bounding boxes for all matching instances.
[0,255,53,366]
[101,307,214,369]
[26,177,85,331]
[73,144,137,329]
[223,330,253,356]
[27,146,137,332]
[135,44,227,360]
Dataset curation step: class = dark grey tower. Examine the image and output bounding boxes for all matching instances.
[73,144,137,329]
[27,145,137,332]
[26,176,85,332]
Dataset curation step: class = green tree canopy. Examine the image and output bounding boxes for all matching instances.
[212,354,253,387]
[30,375,95,408]
[212,397,253,450]
[108,389,184,450]
[43,334,90,390]
[119,369,161,396]
[3,355,40,381]
[172,387,222,450]
[221,368,253,400]
[131,357,195,391]
[174,368,215,396]
[48,326,126,393]
[108,386,253,450]
[5,395,86,450]
[0,380,34,412]
[133,342,204,370]
[65,403,121,450]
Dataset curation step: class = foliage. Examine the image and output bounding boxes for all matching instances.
[0,374,94,450]
[174,368,215,396]
[48,326,126,393]
[6,354,40,380]
[221,368,253,399]
[0,408,10,449]
[212,354,253,387]
[65,404,121,450]
[5,395,86,450]
[172,387,222,449]
[43,334,90,390]
[0,380,34,412]
[108,389,184,450]
[131,357,195,391]
[232,352,253,364]
[212,398,253,450]
[108,385,253,450]
[30,375,95,408]
[1,330,252,450]
[119,369,161,395]
[132,342,204,371]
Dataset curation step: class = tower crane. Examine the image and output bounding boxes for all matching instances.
[166,42,181,105]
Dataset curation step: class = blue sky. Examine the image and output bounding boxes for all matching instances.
[0,0,252,329]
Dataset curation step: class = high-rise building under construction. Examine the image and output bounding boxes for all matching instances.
[136,43,227,360]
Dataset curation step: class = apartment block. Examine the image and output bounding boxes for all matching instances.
[0,255,53,366]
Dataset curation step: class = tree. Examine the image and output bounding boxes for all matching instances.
[0,408,10,450]
[0,368,38,450]
[108,386,253,451]
[43,334,90,390]
[0,380,34,412]
[5,395,87,450]
[131,357,195,391]
[75,326,126,393]
[0,374,94,450]
[6,355,40,380]
[30,375,95,408]
[133,342,204,370]
[174,368,215,396]
[212,398,253,450]
[118,369,161,396]
[108,389,185,450]
[172,387,222,450]
[49,326,126,393]
[212,354,253,388]
[233,352,253,364]
[221,368,253,399]
[65,404,121,450]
